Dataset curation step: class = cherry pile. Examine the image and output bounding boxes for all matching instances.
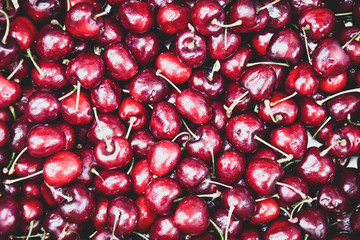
[2,0,360,239]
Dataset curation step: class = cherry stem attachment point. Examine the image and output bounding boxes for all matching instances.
[271,92,298,106]
[92,107,114,153]
[44,181,73,202]
[8,146,28,175]
[254,135,293,161]
[312,116,332,139]
[91,168,104,181]
[224,91,249,118]
[196,190,222,200]
[320,139,347,157]
[125,117,137,139]
[182,119,200,141]
[26,48,46,78]
[207,60,221,81]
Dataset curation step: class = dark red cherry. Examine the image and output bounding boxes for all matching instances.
[0,196,20,236]
[130,159,153,195]
[229,0,256,33]
[299,8,335,40]
[25,91,60,123]
[222,185,255,221]
[239,229,261,240]
[129,130,155,159]
[285,62,320,96]
[23,0,62,23]
[136,195,157,233]
[32,60,68,90]
[327,93,360,122]
[266,28,304,65]
[189,68,225,99]
[212,207,242,238]
[60,91,93,126]
[93,197,109,230]
[103,43,138,81]
[44,209,82,240]
[36,24,74,61]
[66,52,105,89]
[325,125,360,158]
[245,158,284,197]
[319,72,347,94]
[335,168,360,201]
[21,182,41,199]
[176,89,213,125]
[225,113,265,153]
[277,175,309,205]
[350,211,360,232]
[318,184,350,213]
[118,97,149,130]
[58,184,96,223]
[208,29,241,61]
[298,97,327,127]
[9,116,31,153]
[174,195,209,236]
[130,69,169,104]
[75,147,96,185]
[95,17,123,46]
[249,146,277,162]
[339,27,360,66]
[13,154,44,178]
[312,38,351,77]
[9,16,37,51]
[0,75,21,109]
[66,0,102,12]
[209,101,228,131]
[289,0,322,16]
[93,230,123,240]
[220,45,253,81]
[65,2,104,40]
[249,198,279,226]
[44,151,82,186]
[27,124,66,158]
[0,120,9,148]
[157,2,190,35]
[125,32,160,66]
[149,216,180,240]
[118,0,154,33]
[94,169,132,197]
[223,83,252,117]
[156,52,192,85]
[265,0,291,29]
[264,219,302,240]
[19,197,43,232]
[0,36,19,70]
[145,177,182,215]
[90,78,122,113]
[236,1,269,33]
[216,150,245,185]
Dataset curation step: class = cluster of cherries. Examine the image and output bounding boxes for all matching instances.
[2,0,360,239]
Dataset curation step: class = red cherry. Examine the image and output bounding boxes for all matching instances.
[156,52,192,85]
[9,16,37,51]
[249,198,280,225]
[157,2,190,35]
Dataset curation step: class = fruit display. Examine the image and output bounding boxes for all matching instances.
[2,0,360,239]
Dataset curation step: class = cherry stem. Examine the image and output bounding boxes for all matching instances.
[9,106,16,121]
[304,234,309,240]
[156,69,182,93]
[316,88,360,105]
[246,61,290,67]
[256,0,281,13]
[125,116,137,139]
[196,190,222,200]
[171,132,191,142]
[58,85,78,101]
[3,152,15,174]
[126,158,134,175]
[320,139,347,157]
[75,81,81,111]
[3,170,43,185]
[44,181,73,202]
[11,0,19,9]
[93,9,111,20]
[51,19,66,31]
[225,205,234,240]
[276,182,307,200]
[91,168,104,181]
[8,146,28,175]
[329,217,350,226]
[264,99,283,123]
[254,135,293,161]
[334,12,353,17]
[182,119,200,141]
[10,233,50,239]
[270,92,298,106]
[93,107,114,153]
[110,210,120,240]
[25,220,34,240]
[224,27,228,50]
[7,59,24,80]
[210,149,216,179]
[89,231,97,239]
[204,179,233,189]
[279,206,291,218]
[26,48,46,78]
[211,18,242,28]
[312,116,332,139]
[347,113,360,126]
[223,91,249,118]
[66,0,71,11]
[133,232,150,240]
[255,193,279,202]
[207,60,221,81]
[0,9,10,44]
[187,24,196,50]
[302,26,313,65]
[342,30,360,49]
[282,159,301,168]
[290,197,313,219]
[210,220,225,240]
[122,88,130,94]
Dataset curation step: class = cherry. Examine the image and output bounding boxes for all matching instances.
[319,72,347,94]
[66,0,102,12]
[23,0,63,23]
[75,147,96,185]
[325,125,360,158]
[93,197,109,231]
[298,97,327,127]
[335,168,360,201]
[90,78,122,113]
[174,195,210,236]
[106,196,139,236]
[43,150,82,186]
[339,27,360,66]
[65,52,105,89]
[236,1,269,33]
[228,0,256,33]
[94,169,132,197]
[0,75,21,109]
[24,91,60,123]
[124,32,160,66]
[249,198,279,226]
[58,184,96,223]
[212,207,242,238]
[145,176,182,215]
[60,91,93,126]
[9,16,37,51]
[249,147,277,162]
[176,89,213,125]
[149,216,180,240]
[222,185,255,221]
[65,2,104,40]
[277,175,309,205]
[157,2,190,35]
[130,69,169,104]
[245,158,284,197]
[32,60,68,90]
[0,196,20,236]
[312,38,351,77]
[118,97,149,130]
[209,101,228,131]
[118,0,154,33]
[265,0,291,29]
[19,198,43,235]
[220,45,253,81]
[223,83,252,117]
[0,120,9,147]
[289,0,322,16]
[216,150,245,185]
[27,124,66,158]
[44,209,82,240]
[13,154,43,178]
[95,17,123,46]
[299,8,335,40]
[9,116,31,153]
[239,229,261,240]
[189,67,225,100]
[263,219,302,240]
[130,159,153,195]
[318,184,350,213]
[135,196,157,233]
[251,29,275,56]
[156,52,192,85]
[21,182,41,199]
[208,29,241,61]
[129,130,155,159]
[266,28,304,65]
[93,230,123,240]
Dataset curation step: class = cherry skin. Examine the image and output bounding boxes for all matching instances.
[212,207,242,238]
[298,97,327,127]
[249,147,277,162]
[222,185,255,221]
[32,60,68,90]
[277,175,309,205]
[189,69,225,99]
[0,75,21,109]
[224,83,252,115]
[94,169,132,197]
[43,150,82,186]
[130,159,153,195]
[106,196,139,236]
[95,17,123,46]
[21,182,41,199]
[103,43,138,81]
[93,230,123,240]
[23,0,63,23]
[147,140,181,176]
[149,216,180,240]
[265,0,291,29]
[335,168,360,201]
[75,147,96,186]
[229,0,256,33]
[216,150,245,185]
[65,2,104,40]
[239,229,261,240]
[318,184,350,213]
[285,62,320,96]
[43,209,81,240]
[220,45,253,81]
[156,52,192,85]
[93,197,109,231]
[118,97,149,130]
[249,198,280,226]
[58,184,96,223]
[0,196,20,236]
[129,130,156,159]
[174,195,210,236]
[13,154,44,178]
[289,0,322,16]
[157,2,190,35]
[209,101,228,131]
[25,91,60,123]
[60,91,93,126]
[9,116,32,153]
[236,1,269,33]
[125,32,160,66]
[66,0,103,12]
[319,72,347,94]
[245,158,284,197]
[90,78,122,113]
[9,16,37,51]
[264,218,302,240]
[327,93,360,122]
[208,29,241,61]
[312,38,351,77]
[145,176,183,216]
[27,124,66,158]
[252,29,275,56]
[135,196,157,233]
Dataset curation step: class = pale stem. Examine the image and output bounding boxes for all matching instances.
[156,69,182,93]
[0,9,10,44]
[279,207,291,218]
[207,60,221,81]
[44,182,73,202]
[316,88,360,105]
[58,85,78,101]
[126,158,135,175]
[125,116,137,139]
[66,0,71,11]
[93,107,114,153]
[182,119,200,141]
[8,146,28,175]
[320,139,347,157]
[26,48,46,77]
[9,106,16,121]
[89,231,97,239]
[3,170,43,185]
[264,99,279,123]
[225,205,235,240]
[254,135,293,160]
[90,168,104,181]
[312,116,332,139]
[110,210,120,240]
[224,27,228,50]
[223,91,249,118]
[347,113,360,126]
[246,61,290,67]
[196,190,222,200]
[133,231,150,240]
[302,26,312,65]
[11,0,19,9]
[342,30,360,49]
[25,220,34,240]
[122,89,130,94]
[334,12,352,17]
[211,18,242,28]
[75,81,81,111]
[256,0,281,14]
[255,193,279,202]
[210,220,225,240]
[210,149,216,179]
[93,9,111,20]
[270,92,298,106]
[7,59,24,80]
[276,182,307,199]
[171,132,191,142]
[204,179,233,189]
